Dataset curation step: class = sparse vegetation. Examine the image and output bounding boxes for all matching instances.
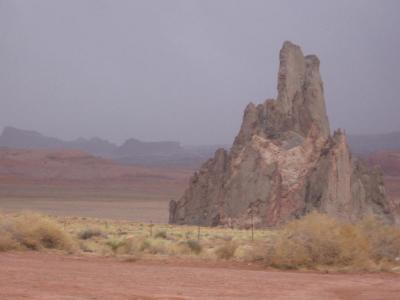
[0,213,74,252]
[234,244,265,262]
[215,242,238,260]
[106,237,125,255]
[184,239,202,254]
[0,230,19,251]
[139,238,174,255]
[154,230,167,239]
[78,228,105,240]
[264,212,400,271]
[1,212,399,272]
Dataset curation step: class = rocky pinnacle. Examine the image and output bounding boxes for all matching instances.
[169,41,394,227]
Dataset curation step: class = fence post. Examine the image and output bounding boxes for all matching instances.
[149,220,153,237]
[251,211,254,242]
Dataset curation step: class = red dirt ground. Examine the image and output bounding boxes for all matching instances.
[1,252,399,300]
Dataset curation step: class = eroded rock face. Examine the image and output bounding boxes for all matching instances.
[170,41,394,227]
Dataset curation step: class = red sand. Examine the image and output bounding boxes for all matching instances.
[1,252,399,300]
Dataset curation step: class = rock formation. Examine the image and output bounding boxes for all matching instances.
[169,41,394,227]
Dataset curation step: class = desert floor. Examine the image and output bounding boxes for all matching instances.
[1,252,399,300]
[1,173,400,300]
[0,182,183,223]
[1,175,399,224]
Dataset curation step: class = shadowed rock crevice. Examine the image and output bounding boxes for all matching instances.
[169,41,394,227]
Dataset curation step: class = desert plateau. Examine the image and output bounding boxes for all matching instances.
[1,1,400,299]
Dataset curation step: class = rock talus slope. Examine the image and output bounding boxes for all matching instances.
[169,41,394,227]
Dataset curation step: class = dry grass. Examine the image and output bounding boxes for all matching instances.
[78,228,105,240]
[0,212,75,252]
[357,216,400,263]
[234,243,265,262]
[1,211,399,272]
[154,230,168,239]
[182,240,202,254]
[265,212,400,271]
[0,231,19,251]
[54,215,270,259]
[215,242,238,260]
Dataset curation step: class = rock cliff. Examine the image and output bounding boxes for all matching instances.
[169,41,394,227]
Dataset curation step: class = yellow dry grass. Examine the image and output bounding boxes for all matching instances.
[1,211,399,272]
[265,212,400,271]
[0,212,75,252]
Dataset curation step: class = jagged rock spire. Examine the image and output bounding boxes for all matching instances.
[233,41,330,154]
[276,41,330,138]
[170,41,393,227]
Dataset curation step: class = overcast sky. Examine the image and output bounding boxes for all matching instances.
[1,0,399,145]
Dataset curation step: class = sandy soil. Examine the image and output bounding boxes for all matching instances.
[1,252,399,300]
[0,183,175,223]
[0,148,191,223]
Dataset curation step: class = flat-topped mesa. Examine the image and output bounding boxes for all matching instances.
[170,41,393,227]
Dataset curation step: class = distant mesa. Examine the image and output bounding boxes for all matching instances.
[0,126,65,150]
[0,126,218,168]
[2,126,398,165]
[116,138,182,156]
[0,126,117,156]
[347,132,400,155]
[169,41,395,227]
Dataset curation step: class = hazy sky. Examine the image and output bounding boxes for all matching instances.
[1,0,399,145]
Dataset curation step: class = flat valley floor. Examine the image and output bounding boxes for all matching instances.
[0,182,181,223]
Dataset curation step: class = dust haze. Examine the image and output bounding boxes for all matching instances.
[1,0,399,145]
